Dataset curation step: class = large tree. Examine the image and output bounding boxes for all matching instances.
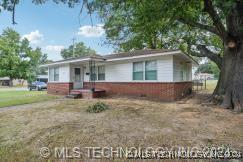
[60,42,96,59]
[0,28,44,84]
[90,0,243,112]
[1,0,243,112]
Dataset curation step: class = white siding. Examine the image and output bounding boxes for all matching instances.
[51,55,193,83]
[105,62,133,82]
[157,55,173,82]
[83,55,174,82]
[49,64,70,82]
[173,56,192,82]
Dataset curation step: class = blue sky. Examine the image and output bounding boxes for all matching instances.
[0,1,113,61]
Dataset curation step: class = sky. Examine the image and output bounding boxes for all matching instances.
[0,1,114,61]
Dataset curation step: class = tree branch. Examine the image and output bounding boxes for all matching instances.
[12,0,17,25]
[178,18,220,37]
[189,45,222,69]
[203,0,226,38]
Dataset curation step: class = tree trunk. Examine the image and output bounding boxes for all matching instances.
[213,48,234,96]
[213,43,243,112]
[9,78,13,87]
[213,1,243,112]
[221,44,243,112]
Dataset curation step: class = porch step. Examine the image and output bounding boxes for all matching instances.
[65,93,81,99]
[68,89,106,99]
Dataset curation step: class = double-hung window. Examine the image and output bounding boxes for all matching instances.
[90,66,97,81]
[133,60,157,81]
[90,65,105,81]
[133,62,144,80]
[49,67,59,81]
[98,65,105,80]
[145,60,157,80]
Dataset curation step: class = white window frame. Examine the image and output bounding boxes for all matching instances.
[97,65,105,81]
[49,67,59,82]
[132,60,158,81]
[90,65,106,81]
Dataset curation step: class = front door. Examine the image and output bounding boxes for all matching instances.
[73,67,83,89]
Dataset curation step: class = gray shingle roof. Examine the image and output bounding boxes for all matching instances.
[103,49,178,59]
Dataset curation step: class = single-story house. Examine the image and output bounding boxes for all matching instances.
[193,73,215,80]
[42,49,198,101]
[0,77,28,86]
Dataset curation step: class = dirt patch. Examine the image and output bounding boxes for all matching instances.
[0,92,242,161]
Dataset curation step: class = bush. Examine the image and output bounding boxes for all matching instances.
[86,101,109,113]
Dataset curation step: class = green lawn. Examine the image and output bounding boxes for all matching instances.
[0,90,59,108]
[206,80,218,92]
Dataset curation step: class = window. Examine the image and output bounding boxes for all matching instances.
[54,68,59,81]
[180,70,184,81]
[49,68,54,81]
[49,67,59,81]
[133,62,144,80]
[98,65,105,80]
[90,66,97,81]
[133,61,157,81]
[145,61,157,80]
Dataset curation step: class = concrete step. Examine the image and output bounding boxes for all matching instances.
[70,91,81,95]
[65,93,81,99]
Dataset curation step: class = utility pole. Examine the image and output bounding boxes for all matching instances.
[72,37,76,58]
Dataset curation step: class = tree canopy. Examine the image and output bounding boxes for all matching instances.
[196,61,220,79]
[0,28,46,84]
[60,42,96,59]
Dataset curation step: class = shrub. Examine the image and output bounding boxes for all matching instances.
[86,101,109,113]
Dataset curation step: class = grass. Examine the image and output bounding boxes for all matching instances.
[193,80,218,92]
[0,94,242,160]
[0,90,59,108]
[206,80,218,92]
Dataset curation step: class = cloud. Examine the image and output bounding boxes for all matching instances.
[77,24,105,37]
[22,30,44,44]
[44,45,65,53]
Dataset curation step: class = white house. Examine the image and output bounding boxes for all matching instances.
[43,49,198,101]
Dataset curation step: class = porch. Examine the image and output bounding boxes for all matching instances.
[47,55,106,97]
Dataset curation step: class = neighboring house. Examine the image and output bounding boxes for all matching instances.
[193,73,214,80]
[43,49,198,101]
[36,75,48,83]
[0,77,28,86]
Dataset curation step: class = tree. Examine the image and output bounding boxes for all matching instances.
[0,28,44,85]
[60,42,96,59]
[87,0,243,112]
[37,53,53,75]
[196,61,220,79]
[1,0,243,112]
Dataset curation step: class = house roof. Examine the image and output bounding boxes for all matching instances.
[42,49,198,67]
[103,49,178,59]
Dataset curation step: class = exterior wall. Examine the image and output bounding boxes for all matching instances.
[83,82,192,101]
[48,64,71,83]
[83,55,174,82]
[173,56,192,82]
[47,82,73,95]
